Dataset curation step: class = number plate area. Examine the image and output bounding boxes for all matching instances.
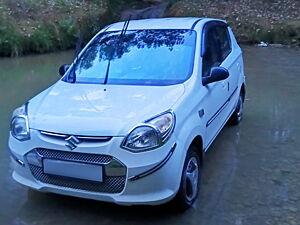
[43,159,103,182]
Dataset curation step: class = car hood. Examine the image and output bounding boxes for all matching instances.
[28,81,185,136]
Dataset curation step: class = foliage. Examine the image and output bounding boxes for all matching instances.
[0,22,24,57]
[0,0,111,57]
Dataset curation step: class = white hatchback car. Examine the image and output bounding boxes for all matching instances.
[9,18,245,210]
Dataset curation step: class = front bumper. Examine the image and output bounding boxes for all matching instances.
[9,129,184,205]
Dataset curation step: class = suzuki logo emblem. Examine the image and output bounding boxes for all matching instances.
[65,136,81,150]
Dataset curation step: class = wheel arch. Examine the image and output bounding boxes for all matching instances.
[241,83,246,101]
[189,135,204,164]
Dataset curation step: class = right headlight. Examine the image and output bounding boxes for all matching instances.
[121,111,175,152]
[10,103,30,141]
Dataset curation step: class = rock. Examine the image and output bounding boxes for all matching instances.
[121,2,168,20]
[258,41,269,47]
[269,44,284,48]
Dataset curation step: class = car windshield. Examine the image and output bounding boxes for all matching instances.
[65,29,196,86]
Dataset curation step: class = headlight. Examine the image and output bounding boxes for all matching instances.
[121,111,175,152]
[10,104,30,141]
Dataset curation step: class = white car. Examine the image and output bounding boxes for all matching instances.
[9,18,245,210]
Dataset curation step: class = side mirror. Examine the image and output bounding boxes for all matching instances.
[59,64,70,76]
[202,67,229,86]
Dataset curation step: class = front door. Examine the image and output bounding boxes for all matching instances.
[201,23,230,149]
[215,25,240,115]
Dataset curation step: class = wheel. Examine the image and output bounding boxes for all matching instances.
[229,94,244,125]
[173,146,201,211]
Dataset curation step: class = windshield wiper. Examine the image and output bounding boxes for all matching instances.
[103,16,131,85]
[120,15,131,38]
[104,60,111,84]
[68,16,131,84]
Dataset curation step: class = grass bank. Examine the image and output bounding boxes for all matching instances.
[0,0,299,57]
[0,0,113,56]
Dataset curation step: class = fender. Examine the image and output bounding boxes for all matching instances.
[172,107,206,173]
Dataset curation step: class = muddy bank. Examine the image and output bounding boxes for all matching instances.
[167,0,300,46]
[0,0,300,57]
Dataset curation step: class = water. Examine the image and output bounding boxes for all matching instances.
[0,47,299,225]
[0,51,74,224]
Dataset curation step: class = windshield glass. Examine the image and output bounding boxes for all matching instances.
[65,29,196,86]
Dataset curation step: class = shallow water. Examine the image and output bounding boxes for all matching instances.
[0,47,299,225]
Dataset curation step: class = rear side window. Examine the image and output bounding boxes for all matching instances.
[215,26,231,60]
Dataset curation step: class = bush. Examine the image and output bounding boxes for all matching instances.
[0,0,112,56]
[0,22,24,57]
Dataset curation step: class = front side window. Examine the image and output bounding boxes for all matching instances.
[65,29,197,86]
[202,28,222,77]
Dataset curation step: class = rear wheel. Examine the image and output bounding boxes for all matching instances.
[173,146,201,211]
[229,94,244,125]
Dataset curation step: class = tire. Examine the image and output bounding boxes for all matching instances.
[173,145,201,211]
[229,94,244,125]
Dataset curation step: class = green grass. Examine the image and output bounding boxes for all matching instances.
[0,0,112,57]
[229,21,300,46]
[0,22,23,57]
[0,19,79,56]
[259,22,300,45]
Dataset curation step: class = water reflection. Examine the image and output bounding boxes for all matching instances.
[1,46,300,225]
[69,29,196,85]
[82,29,189,64]
[270,103,292,143]
[16,190,180,225]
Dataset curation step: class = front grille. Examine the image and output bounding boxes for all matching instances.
[36,148,112,164]
[27,149,126,194]
[29,165,125,193]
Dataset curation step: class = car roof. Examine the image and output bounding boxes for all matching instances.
[105,17,224,31]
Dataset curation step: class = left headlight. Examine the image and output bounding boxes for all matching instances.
[121,111,175,152]
[10,103,30,141]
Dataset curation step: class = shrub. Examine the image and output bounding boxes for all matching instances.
[0,22,24,57]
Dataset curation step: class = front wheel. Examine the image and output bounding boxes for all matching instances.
[173,146,201,211]
[229,94,244,125]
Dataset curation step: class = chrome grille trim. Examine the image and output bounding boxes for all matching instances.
[40,131,68,138]
[36,148,112,164]
[40,131,112,142]
[27,149,126,194]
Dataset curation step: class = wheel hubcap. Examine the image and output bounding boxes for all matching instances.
[185,157,199,201]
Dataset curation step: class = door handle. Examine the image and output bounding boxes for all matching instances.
[221,81,227,88]
[221,81,229,91]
